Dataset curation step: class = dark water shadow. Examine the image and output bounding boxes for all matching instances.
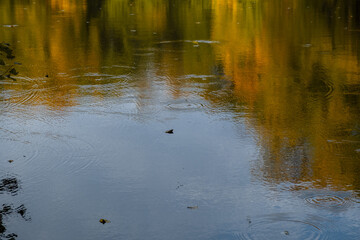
[0,175,30,240]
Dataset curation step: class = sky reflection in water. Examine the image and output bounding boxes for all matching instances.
[0,0,360,239]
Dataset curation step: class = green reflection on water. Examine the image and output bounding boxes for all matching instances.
[0,0,359,191]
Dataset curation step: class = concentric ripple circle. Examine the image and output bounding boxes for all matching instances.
[300,190,353,210]
[237,214,336,240]
[305,195,347,208]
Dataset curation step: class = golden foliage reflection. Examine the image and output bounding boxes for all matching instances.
[0,0,359,190]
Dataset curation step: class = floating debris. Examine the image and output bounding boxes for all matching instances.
[99,218,110,224]
[2,25,19,28]
[8,160,14,163]
[284,230,290,235]
[165,129,174,134]
[302,43,312,48]
[187,206,198,209]
[45,74,49,78]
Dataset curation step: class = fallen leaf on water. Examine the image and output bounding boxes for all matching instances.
[187,206,198,209]
[8,160,14,163]
[165,129,174,134]
[99,218,110,224]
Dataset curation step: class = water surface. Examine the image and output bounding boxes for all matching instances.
[0,0,360,239]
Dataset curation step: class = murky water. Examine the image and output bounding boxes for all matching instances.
[0,0,360,239]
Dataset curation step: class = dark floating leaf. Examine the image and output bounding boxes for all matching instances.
[99,218,110,224]
[8,160,13,163]
[284,230,290,235]
[187,206,198,209]
[165,129,174,134]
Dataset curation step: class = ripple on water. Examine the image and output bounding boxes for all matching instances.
[167,99,208,111]
[0,129,98,185]
[72,72,130,99]
[39,133,98,176]
[307,63,334,100]
[300,190,353,211]
[0,132,40,170]
[349,191,360,204]
[236,213,336,240]
[9,133,99,185]
[0,76,45,111]
[157,40,220,44]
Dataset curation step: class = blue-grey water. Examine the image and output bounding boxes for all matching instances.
[0,0,360,239]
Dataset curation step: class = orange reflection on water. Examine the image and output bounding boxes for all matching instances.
[0,0,359,191]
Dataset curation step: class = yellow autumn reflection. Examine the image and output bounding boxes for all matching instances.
[211,0,360,190]
[0,0,359,190]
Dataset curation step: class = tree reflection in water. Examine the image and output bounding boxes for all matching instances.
[0,43,30,240]
[0,176,29,240]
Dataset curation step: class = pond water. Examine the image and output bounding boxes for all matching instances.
[0,0,360,239]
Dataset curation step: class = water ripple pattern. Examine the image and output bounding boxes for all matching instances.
[294,189,354,212]
[0,77,42,110]
[307,63,334,100]
[167,100,207,111]
[37,133,98,176]
[71,71,131,99]
[0,130,40,171]
[237,213,337,240]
